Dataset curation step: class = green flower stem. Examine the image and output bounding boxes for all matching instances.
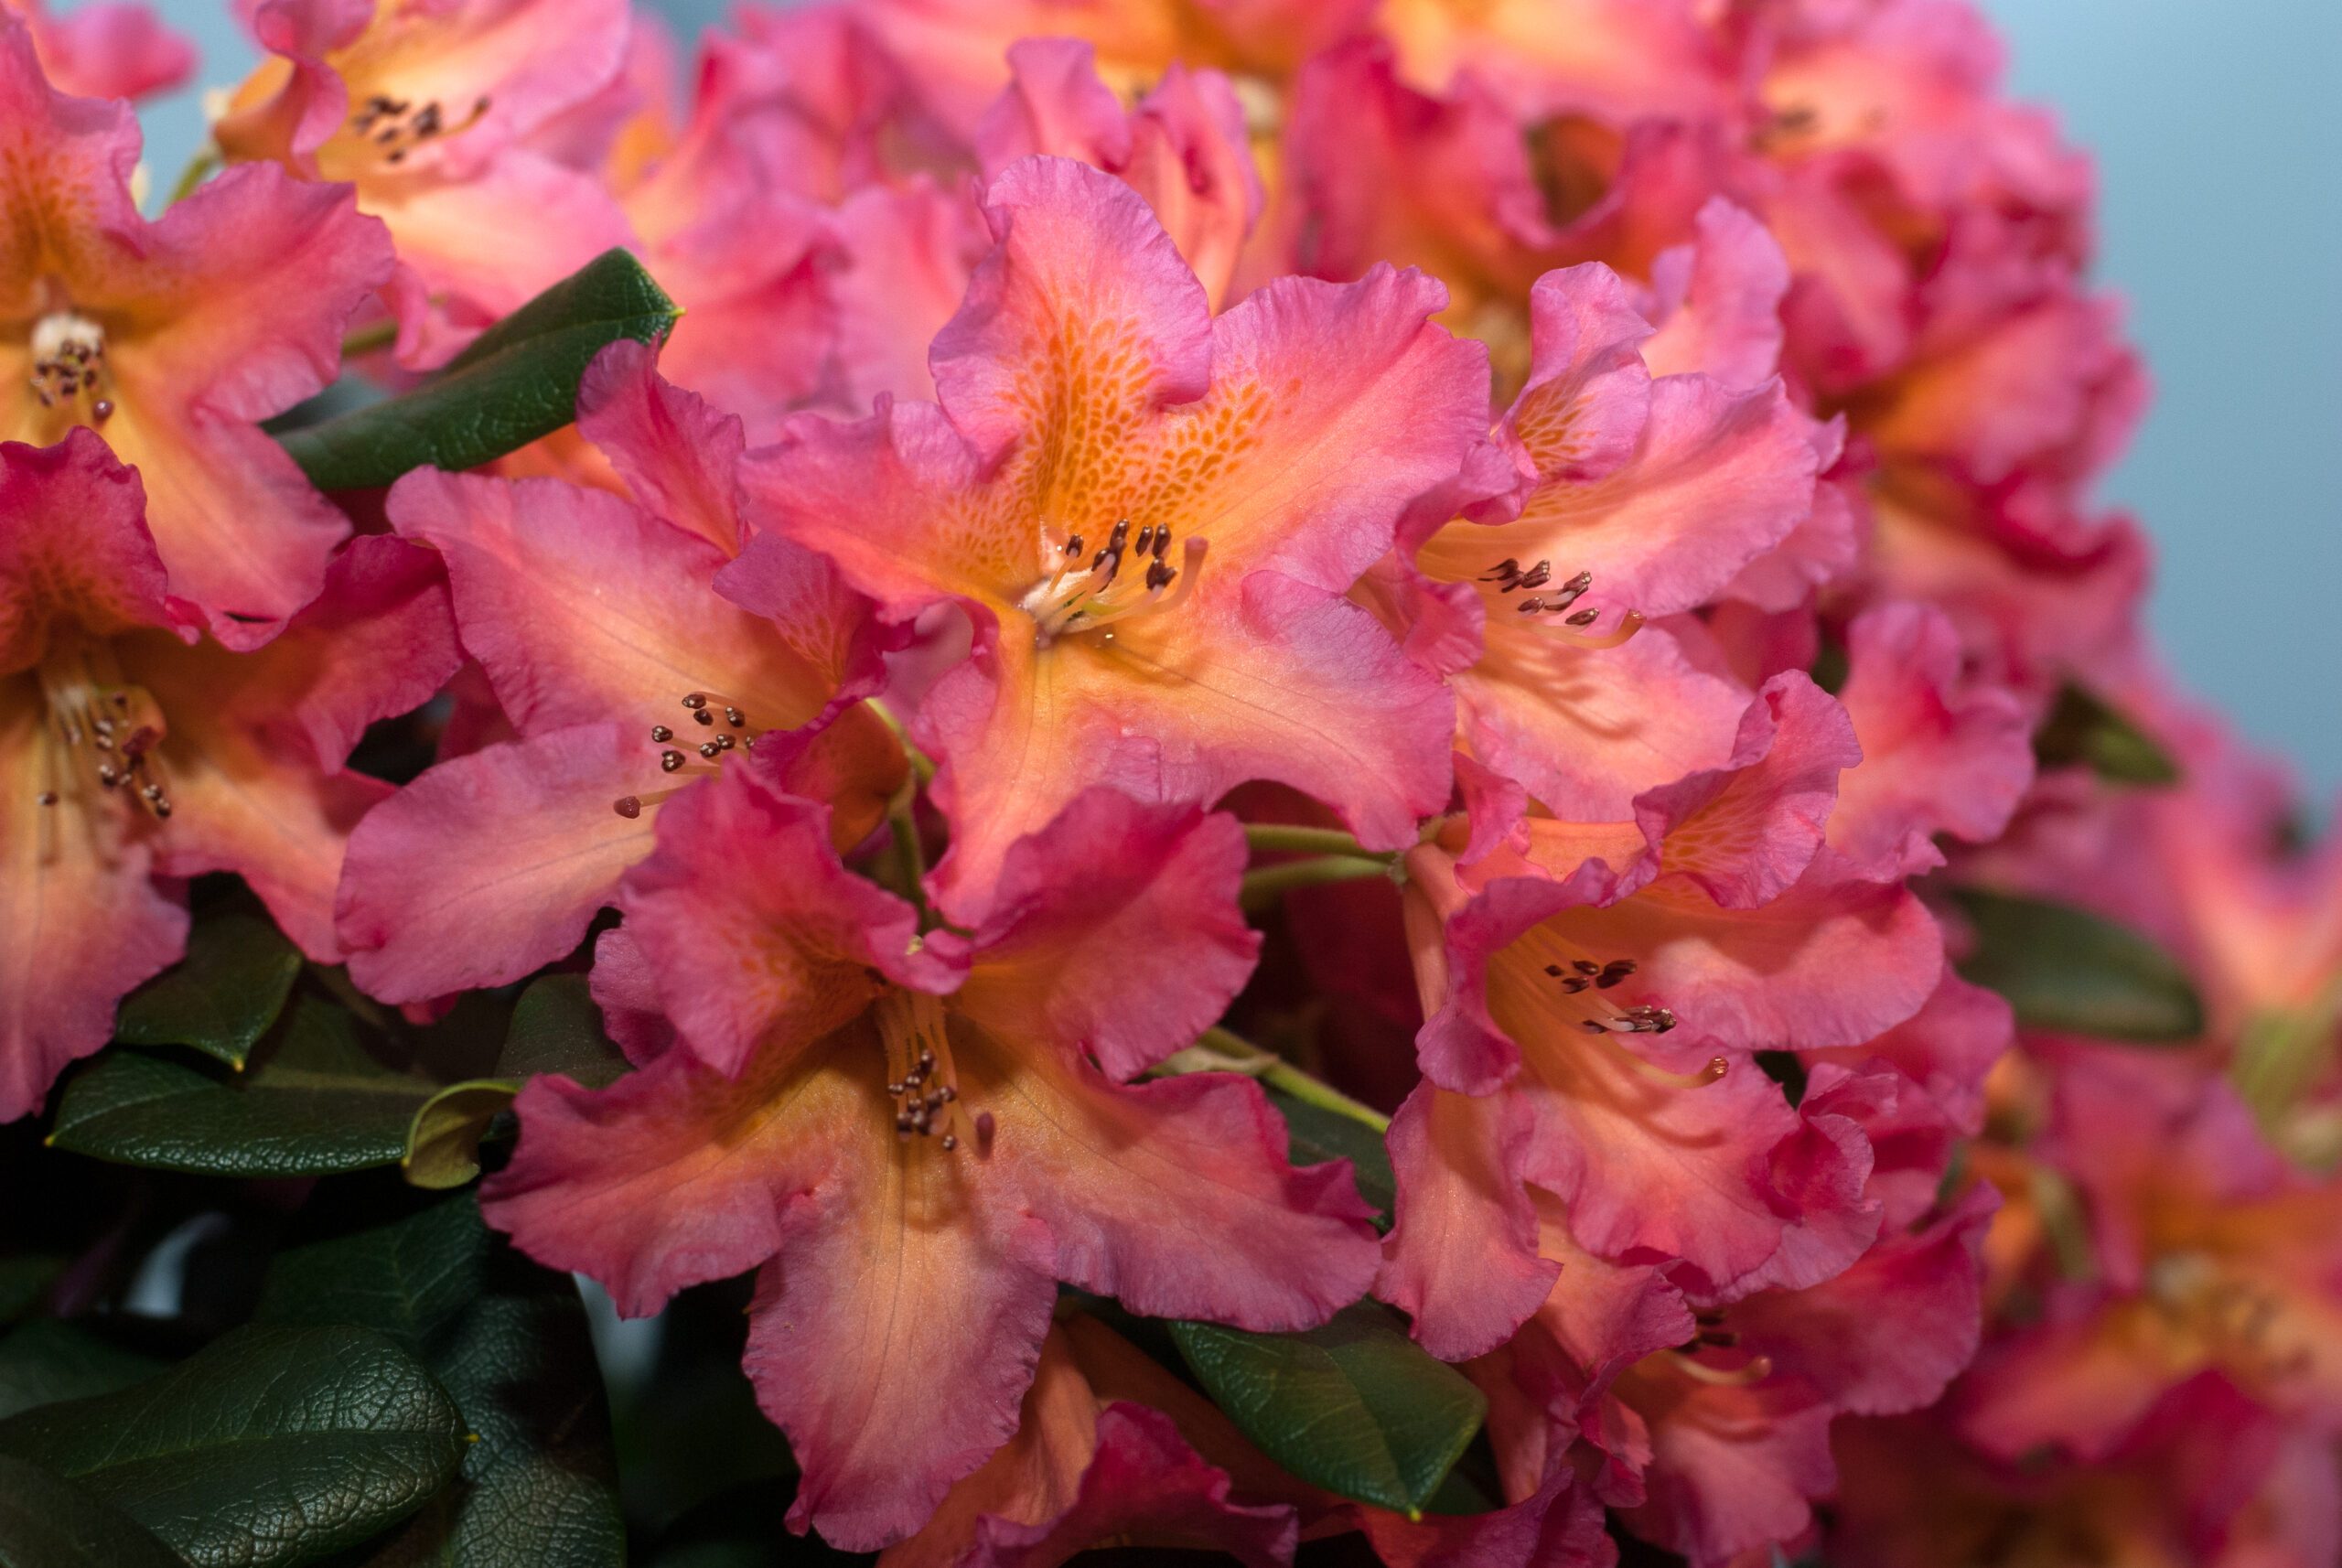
[166,146,219,208]
[339,317,401,360]
[886,779,928,917]
[1240,854,1392,911]
[1241,823,1397,861]
[865,698,937,786]
[1175,1026,1391,1134]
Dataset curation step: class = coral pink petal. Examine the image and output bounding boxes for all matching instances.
[336,724,661,1003]
[947,790,1258,1082]
[1378,1083,1560,1361]
[575,338,747,554]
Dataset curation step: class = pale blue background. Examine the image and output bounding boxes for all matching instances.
[113,0,2342,795]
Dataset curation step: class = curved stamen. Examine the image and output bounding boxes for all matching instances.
[1023,518,1209,648]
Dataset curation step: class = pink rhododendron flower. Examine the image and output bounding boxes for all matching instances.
[0,432,456,1119]
[335,344,900,1004]
[215,0,634,366]
[482,775,1380,1548]
[1398,246,1827,819]
[1957,1047,2342,1462]
[743,156,1482,915]
[0,19,392,642]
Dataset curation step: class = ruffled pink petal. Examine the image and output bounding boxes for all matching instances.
[965,1403,1296,1568]
[1355,1458,1609,1568]
[389,467,867,739]
[1831,600,2035,876]
[642,187,836,440]
[29,2,191,102]
[1638,199,1789,391]
[967,1030,1380,1330]
[88,161,392,640]
[586,927,673,1068]
[1632,671,1859,909]
[932,155,1214,469]
[827,179,987,409]
[1517,1039,1853,1295]
[215,534,460,773]
[616,765,947,1077]
[1450,611,1754,824]
[944,790,1256,1082]
[1804,965,2011,1138]
[575,338,747,554]
[0,431,182,672]
[1730,1186,1995,1418]
[483,1027,870,1317]
[977,42,1262,309]
[132,631,392,961]
[1377,1083,1560,1361]
[337,723,661,1002]
[0,683,184,1121]
[1613,1369,1836,1568]
[919,573,1456,918]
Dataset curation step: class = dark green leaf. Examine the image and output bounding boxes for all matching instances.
[281,250,681,489]
[50,995,434,1176]
[114,913,304,1069]
[0,1256,63,1325]
[0,1324,466,1568]
[0,1319,170,1422]
[402,976,628,1190]
[257,1194,624,1568]
[2033,682,2181,786]
[1952,888,2205,1043]
[1169,1302,1485,1516]
[1267,1088,1394,1225]
[0,1455,188,1568]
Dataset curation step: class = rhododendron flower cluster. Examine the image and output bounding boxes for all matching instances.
[0,3,2332,1566]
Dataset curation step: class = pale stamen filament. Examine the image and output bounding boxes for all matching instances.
[34,642,171,832]
[1665,1349,1775,1388]
[1022,517,1208,648]
[28,311,113,424]
[349,91,492,166]
[1481,558,1646,650]
[609,691,765,819]
[1527,946,1730,1090]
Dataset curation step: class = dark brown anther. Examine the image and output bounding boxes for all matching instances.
[896,1112,915,1134]
[661,749,686,772]
[1517,560,1552,589]
[919,1047,936,1069]
[1560,977,1588,993]
[91,399,113,423]
[974,1111,996,1154]
[140,784,163,803]
[35,791,56,806]
[697,741,722,758]
[1064,533,1083,557]
[1479,557,1520,584]
[940,1133,958,1152]
[1574,961,1602,975]
[1581,1019,1607,1034]
[715,734,736,751]
[96,764,120,787]
[724,706,744,726]
[650,725,672,742]
[1151,527,1171,559]
[1565,607,1600,627]
[1145,558,1176,592]
[1545,963,1565,976]
[612,796,643,819]
[1134,523,1157,556]
[1516,596,1545,614]
[682,693,707,709]
[693,708,715,725]
[152,799,171,819]
[939,1085,957,1102]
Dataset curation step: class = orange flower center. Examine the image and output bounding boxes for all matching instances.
[1019,516,1208,649]
[27,311,114,427]
[32,638,172,832]
[874,988,991,1157]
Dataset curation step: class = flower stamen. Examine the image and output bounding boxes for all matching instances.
[349,92,492,166]
[28,312,113,423]
[1483,560,1645,649]
[1022,518,1209,648]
